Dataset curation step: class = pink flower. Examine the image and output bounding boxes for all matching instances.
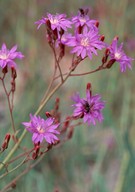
[72,10,97,30]
[72,84,105,126]
[0,43,24,69]
[22,114,60,144]
[108,38,134,72]
[66,28,105,59]
[35,13,72,31]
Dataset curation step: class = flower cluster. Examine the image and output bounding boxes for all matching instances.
[0,43,24,69]
[35,9,134,71]
[35,9,105,60]
[22,114,60,144]
[72,83,105,126]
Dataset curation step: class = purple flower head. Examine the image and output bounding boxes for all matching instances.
[22,114,60,144]
[72,10,97,30]
[108,38,134,72]
[72,83,105,126]
[66,28,105,59]
[35,13,72,32]
[0,43,24,69]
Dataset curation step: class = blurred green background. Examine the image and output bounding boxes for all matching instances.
[0,0,135,191]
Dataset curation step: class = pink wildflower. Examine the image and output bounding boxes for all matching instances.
[22,114,60,144]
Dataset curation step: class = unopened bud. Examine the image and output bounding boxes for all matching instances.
[45,112,52,118]
[32,152,38,160]
[86,82,91,90]
[11,80,16,92]
[55,97,60,111]
[53,28,58,40]
[106,59,116,68]
[100,35,105,42]
[102,48,110,64]
[86,82,92,97]
[5,133,11,143]
[2,66,8,74]
[46,19,51,30]
[11,67,17,79]
[2,133,11,150]
[11,182,16,189]
[78,26,83,34]
[95,21,99,28]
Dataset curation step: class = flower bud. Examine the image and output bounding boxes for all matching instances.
[45,112,52,118]
[95,21,99,28]
[2,66,8,74]
[106,59,116,68]
[11,67,17,79]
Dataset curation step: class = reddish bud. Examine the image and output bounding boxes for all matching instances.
[2,142,8,150]
[102,48,110,64]
[86,82,91,90]
[55,97,60,111]
[53,28,58,40]
[45,112,52,118]
[5,133,11,143]
[106,59,116,68]
[32,152,38,160]
[32,144,40,159]
[46,19,51,30]
[2,133,11,150]
[95,21,99,28]
[105,48,110,55]
[2,66,8,74]
[11,67,17,79]
[11,182,16,189]
[86,83,92,96]
[11,80,16,92]
[78,26,83,34]
[100,35,105,42]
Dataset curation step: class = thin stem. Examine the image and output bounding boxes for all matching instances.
[70,65,106,77]
[54,64,106,80]
[40,59,57,105]
[51,45,63,82]
[0,157,27,179]
[1,78,16,134]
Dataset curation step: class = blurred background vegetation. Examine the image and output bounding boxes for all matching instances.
[0,0,135,191]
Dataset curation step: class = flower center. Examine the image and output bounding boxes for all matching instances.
[115,52,121,60]
[81,37,89,47]
[37,126,45,134]
[79,17,86,24]
[84,102,90,113]
[0,53,8,60]
[50,18,58,25]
